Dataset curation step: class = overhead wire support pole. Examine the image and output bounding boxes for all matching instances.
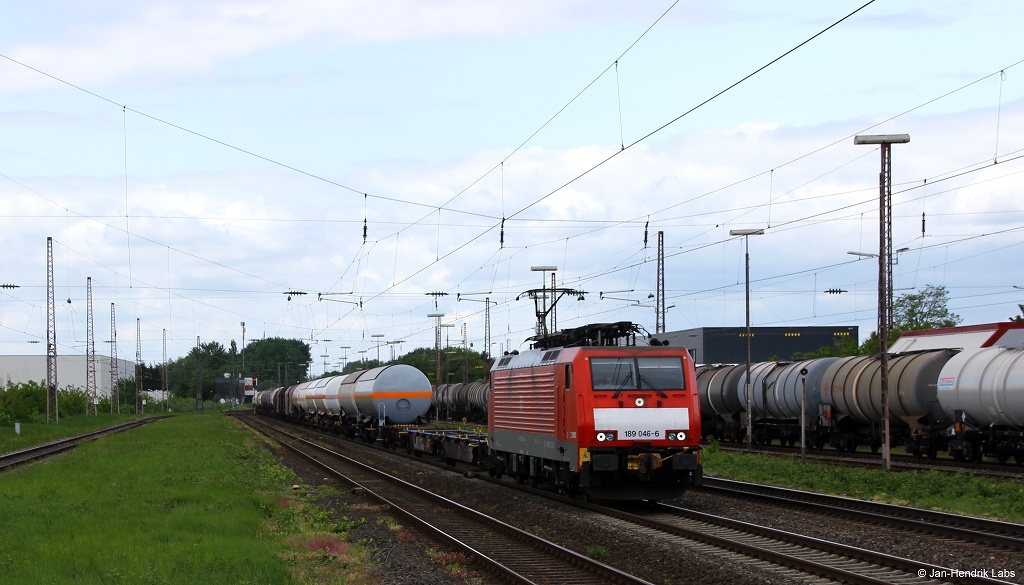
[136,318,143,414]
[163,329,168,412]
[427,313,445,384]
[86,277,97,416]
[46,237,58,423]
[457,294,496,359]
[656,231,665,334]
[110,303,118,413]
[855,133,910,472]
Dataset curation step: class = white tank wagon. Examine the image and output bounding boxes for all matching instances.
[938,347,1024,428]
[264,364,432,432]
[937,347,1024,464]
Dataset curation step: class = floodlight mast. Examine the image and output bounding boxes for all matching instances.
[729,228,764,449]
[854,133,910,472]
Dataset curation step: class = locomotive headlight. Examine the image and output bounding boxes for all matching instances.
[596,432,615,442]
[667,431,686,441]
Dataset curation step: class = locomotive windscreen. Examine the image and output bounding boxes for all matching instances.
[591,356,685,392]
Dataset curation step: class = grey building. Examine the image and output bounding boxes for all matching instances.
[653,326,858,364]
[0,354,136,397]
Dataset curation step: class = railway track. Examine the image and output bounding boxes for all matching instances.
[715,442,1024,479]
[594,501,1016,585]
[0,416,168,472]
[238,414,654,585]
[247,412,1023,585]
[699,477,1024,551]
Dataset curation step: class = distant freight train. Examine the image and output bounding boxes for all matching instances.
[255,322,704,501]
[696,323,1024,464]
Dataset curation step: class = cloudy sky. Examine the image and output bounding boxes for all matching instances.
[2,1,1022,375]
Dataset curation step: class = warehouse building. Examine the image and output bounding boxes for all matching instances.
[653,326,858,364]
[0,354,136,397]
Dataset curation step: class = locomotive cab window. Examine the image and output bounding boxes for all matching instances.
[591,358,635,391]
[591,356,684,395]
[637,357,684,391]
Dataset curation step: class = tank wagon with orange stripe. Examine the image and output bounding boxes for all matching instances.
[255,364,432,437]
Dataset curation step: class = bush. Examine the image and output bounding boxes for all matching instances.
[0,380,47,424]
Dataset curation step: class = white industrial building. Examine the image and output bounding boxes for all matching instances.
[0,355,137,397]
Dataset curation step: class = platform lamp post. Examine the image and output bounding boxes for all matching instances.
[371,333,385,363]
[855,133,909,472]
[427,313,445,384]
[729,228,764,450]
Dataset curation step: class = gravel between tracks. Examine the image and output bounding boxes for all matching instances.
[261,428,1023,585]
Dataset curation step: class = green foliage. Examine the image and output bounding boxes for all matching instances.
[791,335,859,360]
[0,381,107,424]
[893,284,961,331]
[0,380,46,424]
[239,337,312,389]
[388,346,492,385]
[857,330,899,355]
[1011,304,1024,322]
[857,284,962,354]
[164,341,231,400]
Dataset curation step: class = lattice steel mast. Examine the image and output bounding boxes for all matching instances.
[46,237,59,423]
[86,277,97,415]
[135,318,143,413]
[110,303,119,413]
[656,231,665,334]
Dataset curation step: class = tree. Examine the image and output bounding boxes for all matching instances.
[858,284,962,354]
[1011,304,1024,322]
[165,341,231,400]
[791,335,859,360]
[892,284,961,332]
[241,337,312,389]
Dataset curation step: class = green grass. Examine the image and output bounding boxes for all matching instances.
[0,412,370,584]
[0,412,148,454]
[701,440,1024,523]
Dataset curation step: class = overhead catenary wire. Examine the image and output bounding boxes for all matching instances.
[3,4,1022,356]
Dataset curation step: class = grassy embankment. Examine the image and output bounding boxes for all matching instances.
[0,413,146,454]
[0,413,374,585]
[701,440,1024,523]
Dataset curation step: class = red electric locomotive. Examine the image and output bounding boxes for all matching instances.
[486,322,703,501]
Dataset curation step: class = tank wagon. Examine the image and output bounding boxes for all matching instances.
[254,364,432,439]
[696,344,1024,464]
[431,381,489,422]
[938,347,1024,463]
